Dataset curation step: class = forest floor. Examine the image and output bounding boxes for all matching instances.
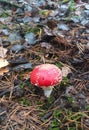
[0,0,89,130]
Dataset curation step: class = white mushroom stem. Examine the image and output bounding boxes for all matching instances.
[42,86,53,97]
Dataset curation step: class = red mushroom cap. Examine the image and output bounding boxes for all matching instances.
[30,64,62,88]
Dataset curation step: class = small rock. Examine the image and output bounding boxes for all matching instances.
[71,17,80,23]
[2,29,9,35]
[33,17,40,23]
[81,19,89,26]
[59,4,69,12]
[11,44,24,52]
[84,10,89,18]
[8,33,21,42]
[58,23,69,31]
[85,4,89,10]
[9,57,29,65]
[12,63,32,71]
[86,29,89,33]
[23,16,32,23]
[25,33,37,45]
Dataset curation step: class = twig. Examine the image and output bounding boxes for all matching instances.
[0,78,29,97]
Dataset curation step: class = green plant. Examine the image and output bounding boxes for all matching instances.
[19,98,31,106]
[62,0,70,3]
[85,105,89,110]
[41,97,54,110]
[39,10,51,17]
[67,96,74,104]
[69,0,76,12]
[48,109,63,129]
[0,11,9,17]
[19,83,26,89]
[48,108,88,130]
[54,109,63,118]
[56,62,63,68]
[26,26,43,36]
[61,76,70,87]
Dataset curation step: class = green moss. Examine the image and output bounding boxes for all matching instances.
[48,109,63,129]
[67,96,74,104]
[41,97,54,110]
[61,76,70,87]
[48,107,86,130]
[56,62,63,68]
[19,98,31,106]
[26,26,43,35]
[85,105,89,110]
[53,109,63,118]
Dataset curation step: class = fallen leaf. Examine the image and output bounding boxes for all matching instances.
[62,66,72,77]
[0,58,9,68]
[0,68,9,76]
[0,46,8,58]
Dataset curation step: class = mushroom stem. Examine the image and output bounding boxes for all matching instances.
[42,86,53,97]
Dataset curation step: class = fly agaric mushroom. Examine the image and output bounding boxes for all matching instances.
[30,64,62,97]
